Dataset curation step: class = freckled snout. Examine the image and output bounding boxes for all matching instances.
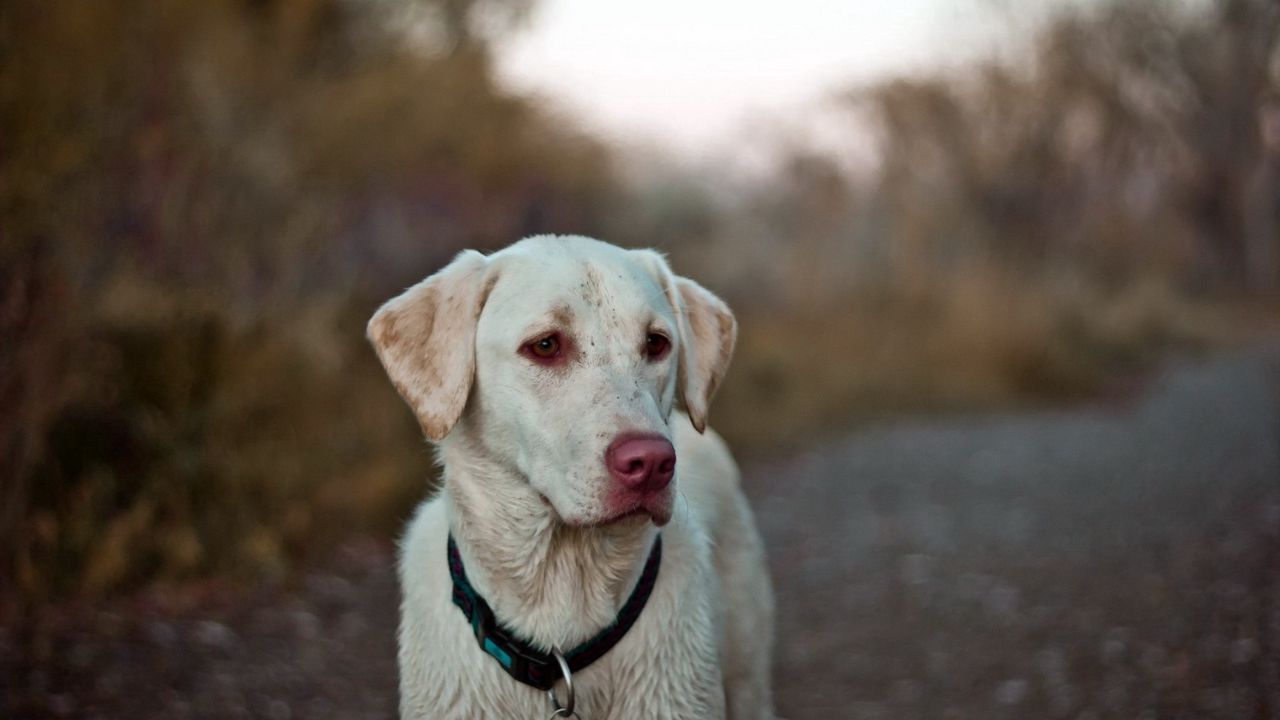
[605,434,676,493]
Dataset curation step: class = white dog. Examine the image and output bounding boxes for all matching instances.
[368,235,775,720]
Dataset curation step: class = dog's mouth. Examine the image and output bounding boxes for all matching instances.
[539,493,671,528]
[601,503,669,527]
[601,491,674,527]
[584,506,648,528]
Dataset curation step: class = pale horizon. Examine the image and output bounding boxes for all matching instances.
[496,0,1072,160]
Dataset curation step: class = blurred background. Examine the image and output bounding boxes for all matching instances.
[2,0,1279,717]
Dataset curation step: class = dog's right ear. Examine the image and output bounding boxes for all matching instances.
[367,250,492,441]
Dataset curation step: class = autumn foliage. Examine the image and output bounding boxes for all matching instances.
[2,0,1277,602]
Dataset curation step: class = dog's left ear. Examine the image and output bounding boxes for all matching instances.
[637,251,737,433]
[674,277,737,432]
[367,250,492,441]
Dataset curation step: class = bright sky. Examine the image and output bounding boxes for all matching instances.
[496,0,1036,159]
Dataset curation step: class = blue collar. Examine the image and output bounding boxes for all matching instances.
[446,534,663,690]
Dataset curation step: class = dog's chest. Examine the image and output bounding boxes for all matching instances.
[397,513,727,719]
[402,588,725,719]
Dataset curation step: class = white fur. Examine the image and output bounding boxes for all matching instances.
[369,236,775,720]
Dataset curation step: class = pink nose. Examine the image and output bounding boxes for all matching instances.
[605,434,676,492]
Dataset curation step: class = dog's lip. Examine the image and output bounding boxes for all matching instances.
[600,496,673,527]
[559,502,669,529]
[561,504,647,529]
[600,506,650,525]
[536,489,671,528]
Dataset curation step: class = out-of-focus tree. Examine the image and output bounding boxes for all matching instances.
[861,0,1280,293]
[693,0,1279,453]
[0,0,615,601]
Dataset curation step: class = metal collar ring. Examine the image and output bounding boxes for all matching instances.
[546,646,577,718]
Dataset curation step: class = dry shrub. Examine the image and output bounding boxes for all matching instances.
[4,0,1275,605]
[697,0,1280,455]
[713,270,1192,455]
[1,0,610,604]
[12,285,431,600]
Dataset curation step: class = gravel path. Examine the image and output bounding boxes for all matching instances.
[4,349,1278,719]
[749,348,1280,719]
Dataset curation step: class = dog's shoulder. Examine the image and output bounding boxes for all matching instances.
[398,496,449,605]
[672,414,743,530]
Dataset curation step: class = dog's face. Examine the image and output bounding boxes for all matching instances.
[470,241,684,525]
[367,236,736,527]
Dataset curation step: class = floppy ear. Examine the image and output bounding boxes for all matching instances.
[673,276,737,433]
[636,251,737,433]
[366,250,492,441]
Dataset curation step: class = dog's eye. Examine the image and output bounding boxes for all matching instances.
[525,334,561,360]
[645,333,671,361]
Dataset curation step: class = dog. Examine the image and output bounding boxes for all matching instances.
[367,235,775,719]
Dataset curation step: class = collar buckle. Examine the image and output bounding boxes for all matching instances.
[468,600,557,687]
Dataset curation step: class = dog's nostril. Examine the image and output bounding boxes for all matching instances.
[658,459,675,474]
[626,459,644,474]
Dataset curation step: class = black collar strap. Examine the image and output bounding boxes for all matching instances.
[446,534,662,691]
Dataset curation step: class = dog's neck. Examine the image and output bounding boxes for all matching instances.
[439,440,658,650]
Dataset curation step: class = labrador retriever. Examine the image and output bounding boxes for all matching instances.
[367,235,775,719]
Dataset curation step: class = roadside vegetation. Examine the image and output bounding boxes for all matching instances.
[2,0,1277,603]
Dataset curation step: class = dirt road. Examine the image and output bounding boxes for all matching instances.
[4,349,1278,719]
[751,348,1280,719]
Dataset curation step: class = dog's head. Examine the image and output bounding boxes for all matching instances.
[367,235,736,527]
